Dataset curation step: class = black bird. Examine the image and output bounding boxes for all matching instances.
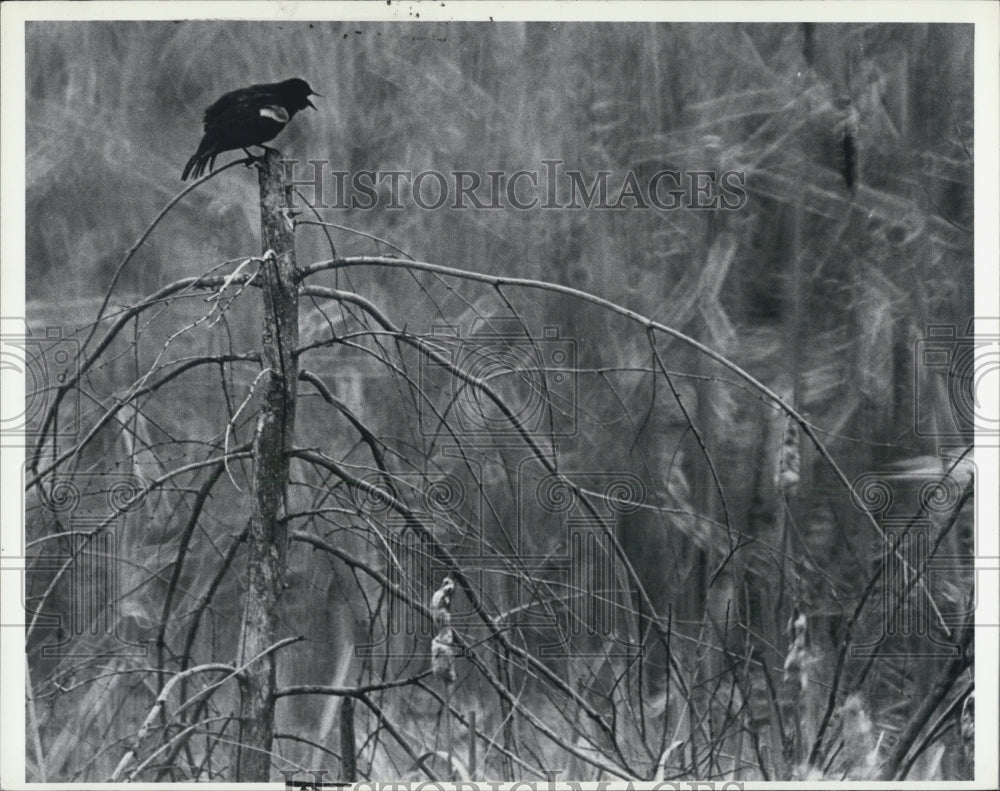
[181,78,318,181]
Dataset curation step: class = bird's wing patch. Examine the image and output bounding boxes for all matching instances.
[259,104,290,124]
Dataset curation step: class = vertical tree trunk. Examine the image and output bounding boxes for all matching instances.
[340,696,357,782]
[235,149,299,781]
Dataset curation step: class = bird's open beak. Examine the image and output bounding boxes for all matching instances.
[307,92,321,110]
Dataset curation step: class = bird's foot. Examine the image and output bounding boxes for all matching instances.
[243,146,280,169]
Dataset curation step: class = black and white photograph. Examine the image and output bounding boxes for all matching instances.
[1,2,997,788]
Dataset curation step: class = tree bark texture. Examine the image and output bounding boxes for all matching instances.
[235,149,300,781]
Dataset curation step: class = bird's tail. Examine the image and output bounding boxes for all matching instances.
[181,142,216,181]
[181,153,200,182]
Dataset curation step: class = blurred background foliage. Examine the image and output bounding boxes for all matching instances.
[24,21,975,782]
[26,22,971,308]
